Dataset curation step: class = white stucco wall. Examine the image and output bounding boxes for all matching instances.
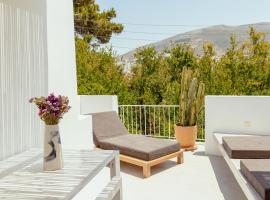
[0,0,121,158]
[0,0,96,159]
[0,0,47,160]
[205,96,270,155]
[80,95,118,115]
[46,0,92,150]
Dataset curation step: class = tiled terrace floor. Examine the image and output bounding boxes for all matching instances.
[78,144,247,200]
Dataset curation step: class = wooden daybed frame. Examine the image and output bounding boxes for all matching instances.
[120,149,184,178]
[96,147,184,178]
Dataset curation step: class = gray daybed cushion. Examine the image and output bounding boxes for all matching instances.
[240,159,270,200]
[99,134,180,161]
[91,111,129,146]
[91,111,180,161]
[222,136,270,159]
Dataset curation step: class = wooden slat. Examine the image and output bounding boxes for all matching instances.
[95,177,122,200]
[0,149,118,200]
[0,149,42,178]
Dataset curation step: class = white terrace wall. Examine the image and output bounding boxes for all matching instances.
[0,0,47,160]
[80,95,118,115]
[0,0,92,159]
[205,96,270,155]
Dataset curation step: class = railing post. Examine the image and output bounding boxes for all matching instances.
[144,106,146,135]
[118,105,205,141]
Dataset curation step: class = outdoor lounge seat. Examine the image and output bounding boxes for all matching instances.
[91,111,184,178]
[223,136,270,159]
[221,136,270,199]
[215,133,270,200]
[240,159,270,200]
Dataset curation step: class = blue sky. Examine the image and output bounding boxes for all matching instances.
[96,0,270,55]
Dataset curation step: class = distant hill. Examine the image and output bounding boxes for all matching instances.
[119,22,270,65]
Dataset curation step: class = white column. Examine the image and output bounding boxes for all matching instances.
[46,0,92,150]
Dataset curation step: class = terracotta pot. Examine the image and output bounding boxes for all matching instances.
[174,125,197,149]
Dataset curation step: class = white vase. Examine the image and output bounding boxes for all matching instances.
[43,124,63,171]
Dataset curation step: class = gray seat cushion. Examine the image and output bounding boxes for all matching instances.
[99,134,180,161]
[223,136,270,159]
[91,111,128,146]
[240,159,270,200]
[91,111,180,161]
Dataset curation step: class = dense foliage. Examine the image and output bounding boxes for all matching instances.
[76,38,134,104]
[125,30,270,105]
[74,0,270,105]
[77,28,270,105]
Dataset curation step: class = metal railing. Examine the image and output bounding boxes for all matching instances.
[118,105,205,141]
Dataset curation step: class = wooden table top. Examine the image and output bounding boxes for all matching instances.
[0,149,118,200]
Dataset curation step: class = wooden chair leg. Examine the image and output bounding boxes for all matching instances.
[177,151,184,164]
[143,164,151,178]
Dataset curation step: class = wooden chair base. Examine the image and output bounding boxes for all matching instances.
[120,150,184,178]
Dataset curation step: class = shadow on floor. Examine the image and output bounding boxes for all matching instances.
[120,159,179,179]
[209,155,247,200]
[192,151,208,157]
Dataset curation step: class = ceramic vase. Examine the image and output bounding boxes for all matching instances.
[43,124,63,171]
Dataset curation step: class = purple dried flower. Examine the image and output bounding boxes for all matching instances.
[29,93,71,125]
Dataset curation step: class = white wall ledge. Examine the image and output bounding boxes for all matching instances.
[205,95,270,155]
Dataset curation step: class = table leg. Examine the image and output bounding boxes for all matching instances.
[109,152,122,200]
[95,177,122,200]
[109,152,120,178]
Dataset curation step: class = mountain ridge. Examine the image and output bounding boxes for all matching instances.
[119,22,270,63]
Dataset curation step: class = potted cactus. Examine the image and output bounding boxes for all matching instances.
[175,67,205,150]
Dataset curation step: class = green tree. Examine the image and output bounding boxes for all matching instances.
[74,0,123,44]
[76,38,134,104]
[197,42,216,94]
[213,28,270,95]
[74,0,133,104]
[165,44,197,82]
[129,47,170,105]
[163,45,198,104]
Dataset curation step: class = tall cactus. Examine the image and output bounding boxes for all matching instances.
[179,67,205,126]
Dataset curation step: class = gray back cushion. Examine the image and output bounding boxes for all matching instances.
[91,111,128,146]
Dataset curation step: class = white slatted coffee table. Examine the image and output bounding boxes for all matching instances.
[0,149,121,200]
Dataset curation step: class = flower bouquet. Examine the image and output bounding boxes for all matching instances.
[30,93,71,171]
